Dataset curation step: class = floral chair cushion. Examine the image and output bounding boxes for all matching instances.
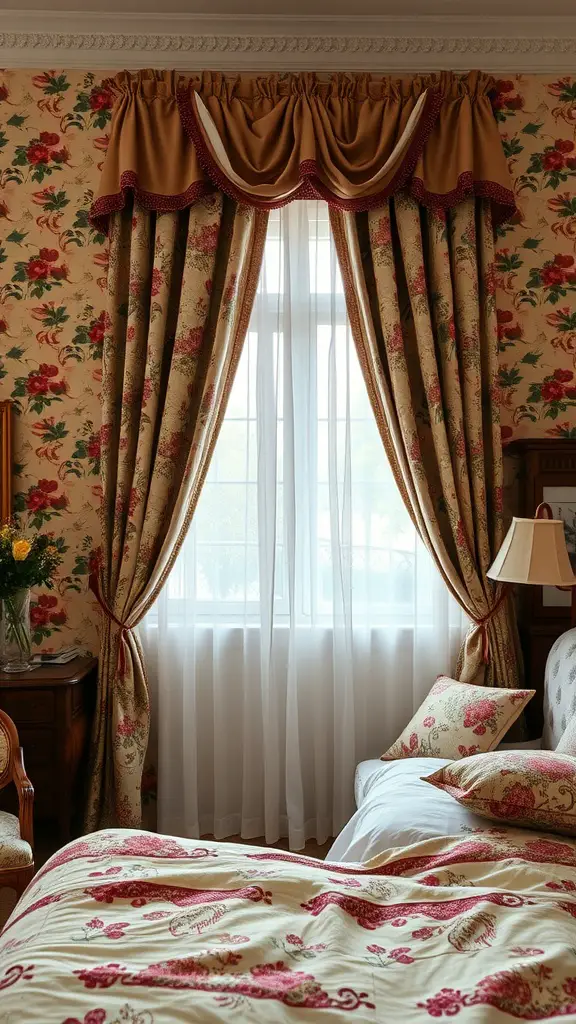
[424,749,576,836]
[0,810,33,869]
[381,676,534,762]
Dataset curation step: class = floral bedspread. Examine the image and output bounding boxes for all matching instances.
[3,828,576,1022]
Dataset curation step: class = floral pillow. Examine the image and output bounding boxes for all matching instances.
[423,749,576,836]
[381,676,534,762]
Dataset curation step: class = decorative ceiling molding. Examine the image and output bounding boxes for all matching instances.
[1,13,576,71]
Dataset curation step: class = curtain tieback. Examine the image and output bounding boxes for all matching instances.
[471,585,510,664]
[89,573,130,675]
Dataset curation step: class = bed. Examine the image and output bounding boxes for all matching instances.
[4,824,576,1021]
[3,656,576,1021]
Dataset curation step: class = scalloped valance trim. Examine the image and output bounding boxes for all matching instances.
[90,173,216,235]
[410,173,516,226]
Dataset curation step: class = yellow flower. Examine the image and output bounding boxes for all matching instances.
[12,539,32,561]
[0,525,12,541]
[46,546,58,555]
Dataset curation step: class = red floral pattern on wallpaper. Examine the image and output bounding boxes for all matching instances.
[0,69,111,653]
[495,76,576,440]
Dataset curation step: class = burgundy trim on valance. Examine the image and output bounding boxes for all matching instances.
[410,173,517,227]
[90,173,215,234]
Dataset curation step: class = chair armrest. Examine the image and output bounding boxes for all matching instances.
[12,746,34,850]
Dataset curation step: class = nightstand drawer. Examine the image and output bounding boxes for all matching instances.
[0,688,55,724]
[17,730,55,767]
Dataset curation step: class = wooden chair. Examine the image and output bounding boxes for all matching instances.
[0,708,34,898]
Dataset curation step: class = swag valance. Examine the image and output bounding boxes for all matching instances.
[91,69,516,231]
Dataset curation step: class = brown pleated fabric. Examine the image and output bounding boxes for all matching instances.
[92,70,515,231]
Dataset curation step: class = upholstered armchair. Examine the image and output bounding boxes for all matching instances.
[0,708,34,897]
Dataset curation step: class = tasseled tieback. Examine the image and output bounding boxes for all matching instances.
[471,585,510,663]
[89,573,130,675]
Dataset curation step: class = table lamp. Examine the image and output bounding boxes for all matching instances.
[487,502,576,626]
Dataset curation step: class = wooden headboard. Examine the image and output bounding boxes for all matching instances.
[0,400,12,524]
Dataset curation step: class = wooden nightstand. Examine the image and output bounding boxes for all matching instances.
[0,657,97,842]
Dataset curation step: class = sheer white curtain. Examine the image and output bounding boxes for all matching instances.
[140,201,469,848]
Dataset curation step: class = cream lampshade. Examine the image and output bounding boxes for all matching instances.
[487,501,576,643]
[487,514,576,587]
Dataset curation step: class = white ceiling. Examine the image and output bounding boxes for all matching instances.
[1,0,575,13]
[1,1,575,71]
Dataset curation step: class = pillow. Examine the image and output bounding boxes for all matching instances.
[381,676,534,762]
[424,749,576,836]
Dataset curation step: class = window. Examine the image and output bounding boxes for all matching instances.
[161,200,455,628]
[143,200,469,844]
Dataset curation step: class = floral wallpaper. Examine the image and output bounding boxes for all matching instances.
[1,70,576,652]
[0,70,113,653]
[494,76,576,442]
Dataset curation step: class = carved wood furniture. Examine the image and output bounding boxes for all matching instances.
[0,657,97,842]
[0,707,34,898]
[507,439,576,736]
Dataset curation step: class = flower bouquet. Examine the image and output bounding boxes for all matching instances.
[0,521,62,672]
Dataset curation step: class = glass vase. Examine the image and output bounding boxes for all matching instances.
[0,588,32,672]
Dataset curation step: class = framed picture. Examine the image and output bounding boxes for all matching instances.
[542,485,576,608]
[0,400,12,524]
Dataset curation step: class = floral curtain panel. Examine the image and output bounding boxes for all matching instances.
[87,195,266,828]
[330,196,523,688]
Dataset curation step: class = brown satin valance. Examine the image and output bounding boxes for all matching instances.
[91,69,516,231]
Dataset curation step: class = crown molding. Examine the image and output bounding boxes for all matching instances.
[1,12,576,72]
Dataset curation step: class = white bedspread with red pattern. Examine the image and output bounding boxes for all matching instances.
[3,827,576,1021]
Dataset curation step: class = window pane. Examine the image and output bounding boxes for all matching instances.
[225,347,249,418]
[162,199,446,626]
[211,422,248,482]
[194,483,257,544]
[196,544,259,601]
